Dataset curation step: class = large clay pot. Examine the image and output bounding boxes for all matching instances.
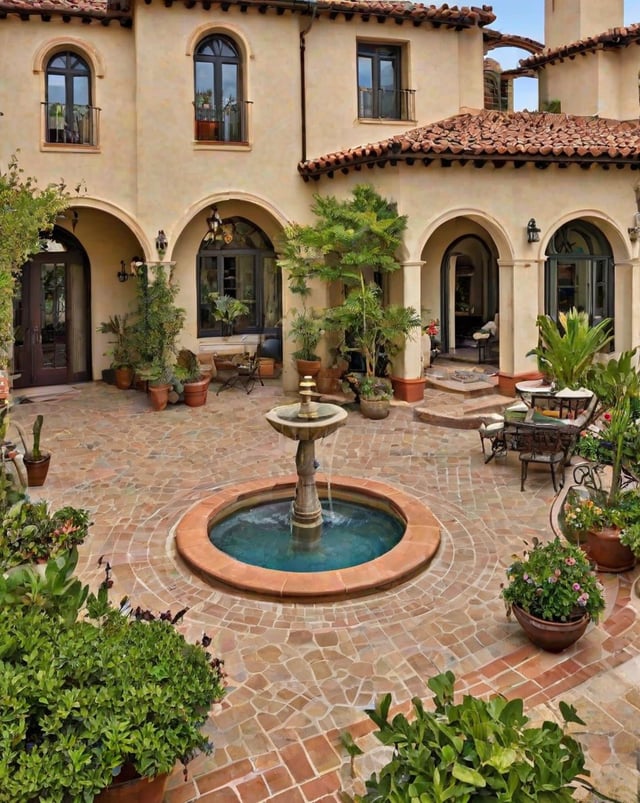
[95,769,169,803]
[23,453,51,487]
[183,376,210,407]
[511,604,590,653]
[390,376,426,403]
[296,359,321,378]
[114,366,134,390]
[359,397,391,420]
[148,384,171,412]
[586,527,636,573]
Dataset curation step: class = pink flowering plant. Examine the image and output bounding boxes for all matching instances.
[501,537,605,623]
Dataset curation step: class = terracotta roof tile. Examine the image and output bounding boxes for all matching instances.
[0,0,131,20]
[298,109,640,178]
[0,0,495,26]
[519,24,640,70]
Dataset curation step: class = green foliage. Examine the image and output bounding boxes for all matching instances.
[174,348,202,385]
[620,518,640,557]
[12,414,45,460]
[0,550,226,802]
[289,308,324,361]
[345,671,617,803]
[0,498,90,571]
[132,264,185,385]
[324,280,421,379]
[564,488,640,533]
[501,537,605,623]
[278,185,417,379]
[208,293,250,325]
[527,308,613,390]
[97,314,137,369]
[0,154,71,369]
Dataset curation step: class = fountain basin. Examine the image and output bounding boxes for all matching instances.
[175,475,441,599]
[265,403,348,441]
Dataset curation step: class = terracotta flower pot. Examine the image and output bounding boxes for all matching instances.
[114,367,134,390]
[23,453,51,487]
[183,376,210,407]
[511,604,589,653]
[95,769,169,803]
[586,527,636,573]
[148,384,171,412]
[390,376,426,403]
[296,359,321,378]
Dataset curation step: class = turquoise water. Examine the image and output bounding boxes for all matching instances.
[208,499,404,572]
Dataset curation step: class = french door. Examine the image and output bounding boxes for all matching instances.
[13,253,90,388]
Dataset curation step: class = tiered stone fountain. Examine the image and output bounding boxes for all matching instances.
[176,378,440,599]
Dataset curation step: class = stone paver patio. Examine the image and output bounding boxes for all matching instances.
[11,379,640,803]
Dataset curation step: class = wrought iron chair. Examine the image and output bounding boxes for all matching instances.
[215,350,264,396]
[515,422,567,492]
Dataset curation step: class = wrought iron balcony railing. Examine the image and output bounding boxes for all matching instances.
[357,88,416,122]
[43,102,100,146]
[194,100,251,143]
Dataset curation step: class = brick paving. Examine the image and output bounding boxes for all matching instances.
[11,377,640,803]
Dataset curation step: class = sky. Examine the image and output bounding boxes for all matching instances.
[487,1,640,110]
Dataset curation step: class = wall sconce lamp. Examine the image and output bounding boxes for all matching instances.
[527,218,541,243]
[629,227,640,242]
[205,205,223,243]
[155,229,168,256]
[117,257,143,283]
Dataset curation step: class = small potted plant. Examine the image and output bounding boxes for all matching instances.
[15,414,50,486]
[98,314,137,389]
[0,549,226,803]
[288,307,324,377]
[501,536,605,652]
[174,348,210,407]
[208,293,250,338]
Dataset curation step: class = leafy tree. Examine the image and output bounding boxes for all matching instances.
[0,154,70,368]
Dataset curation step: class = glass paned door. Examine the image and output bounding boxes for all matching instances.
[13,255,89,387]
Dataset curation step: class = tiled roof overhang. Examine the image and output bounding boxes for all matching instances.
[0,1,495,28]
[519,23,640,71]
[0,0,131,25]
[298,109,640,180]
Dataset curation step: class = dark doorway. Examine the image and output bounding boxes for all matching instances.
[13,231,91,388]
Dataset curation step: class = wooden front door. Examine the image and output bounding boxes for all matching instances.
[13,248,90,388]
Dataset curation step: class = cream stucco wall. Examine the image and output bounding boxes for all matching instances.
[544,0,623,49]
[2,1,640,392]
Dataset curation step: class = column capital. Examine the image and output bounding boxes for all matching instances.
[400,260,426,270]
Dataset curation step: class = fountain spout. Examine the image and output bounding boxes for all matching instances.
[265,376,348,550]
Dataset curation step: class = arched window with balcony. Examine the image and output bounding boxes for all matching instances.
[45,51,95,145]
[194,34,246,142]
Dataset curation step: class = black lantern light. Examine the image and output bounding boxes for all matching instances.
[527,218,541,243]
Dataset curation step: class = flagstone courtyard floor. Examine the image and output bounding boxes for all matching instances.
[11,379,640,803]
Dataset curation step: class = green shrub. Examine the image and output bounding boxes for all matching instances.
[344,671,617,803]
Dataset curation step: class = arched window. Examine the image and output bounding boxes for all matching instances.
[45,51,94,145]
[194,35,244,142]
[545,220,614,329]
[197,215,280,337]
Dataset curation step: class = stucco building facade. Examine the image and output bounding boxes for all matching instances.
[1,0,639,393]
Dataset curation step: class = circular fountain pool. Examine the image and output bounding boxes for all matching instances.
[175,475,441,599]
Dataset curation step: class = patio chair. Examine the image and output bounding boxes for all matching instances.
[216,350,264,395]
[516,422,567,492]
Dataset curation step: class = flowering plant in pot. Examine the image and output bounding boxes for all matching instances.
[501,537,605,651]
[0,549,226,802]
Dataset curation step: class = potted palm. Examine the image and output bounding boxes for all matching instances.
[526,308,612,389]
[501,536,605,651]
[98,314,136,389]
[132,263,186,411]
[208,292,250,338]
[288,307,324,378]
[0,549,226,803]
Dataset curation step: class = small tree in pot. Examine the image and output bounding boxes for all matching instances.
[98,314,137,389]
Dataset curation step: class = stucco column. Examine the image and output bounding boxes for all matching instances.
[613,259,640,352]
[498,258,543,381]
[390,261,424,378]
